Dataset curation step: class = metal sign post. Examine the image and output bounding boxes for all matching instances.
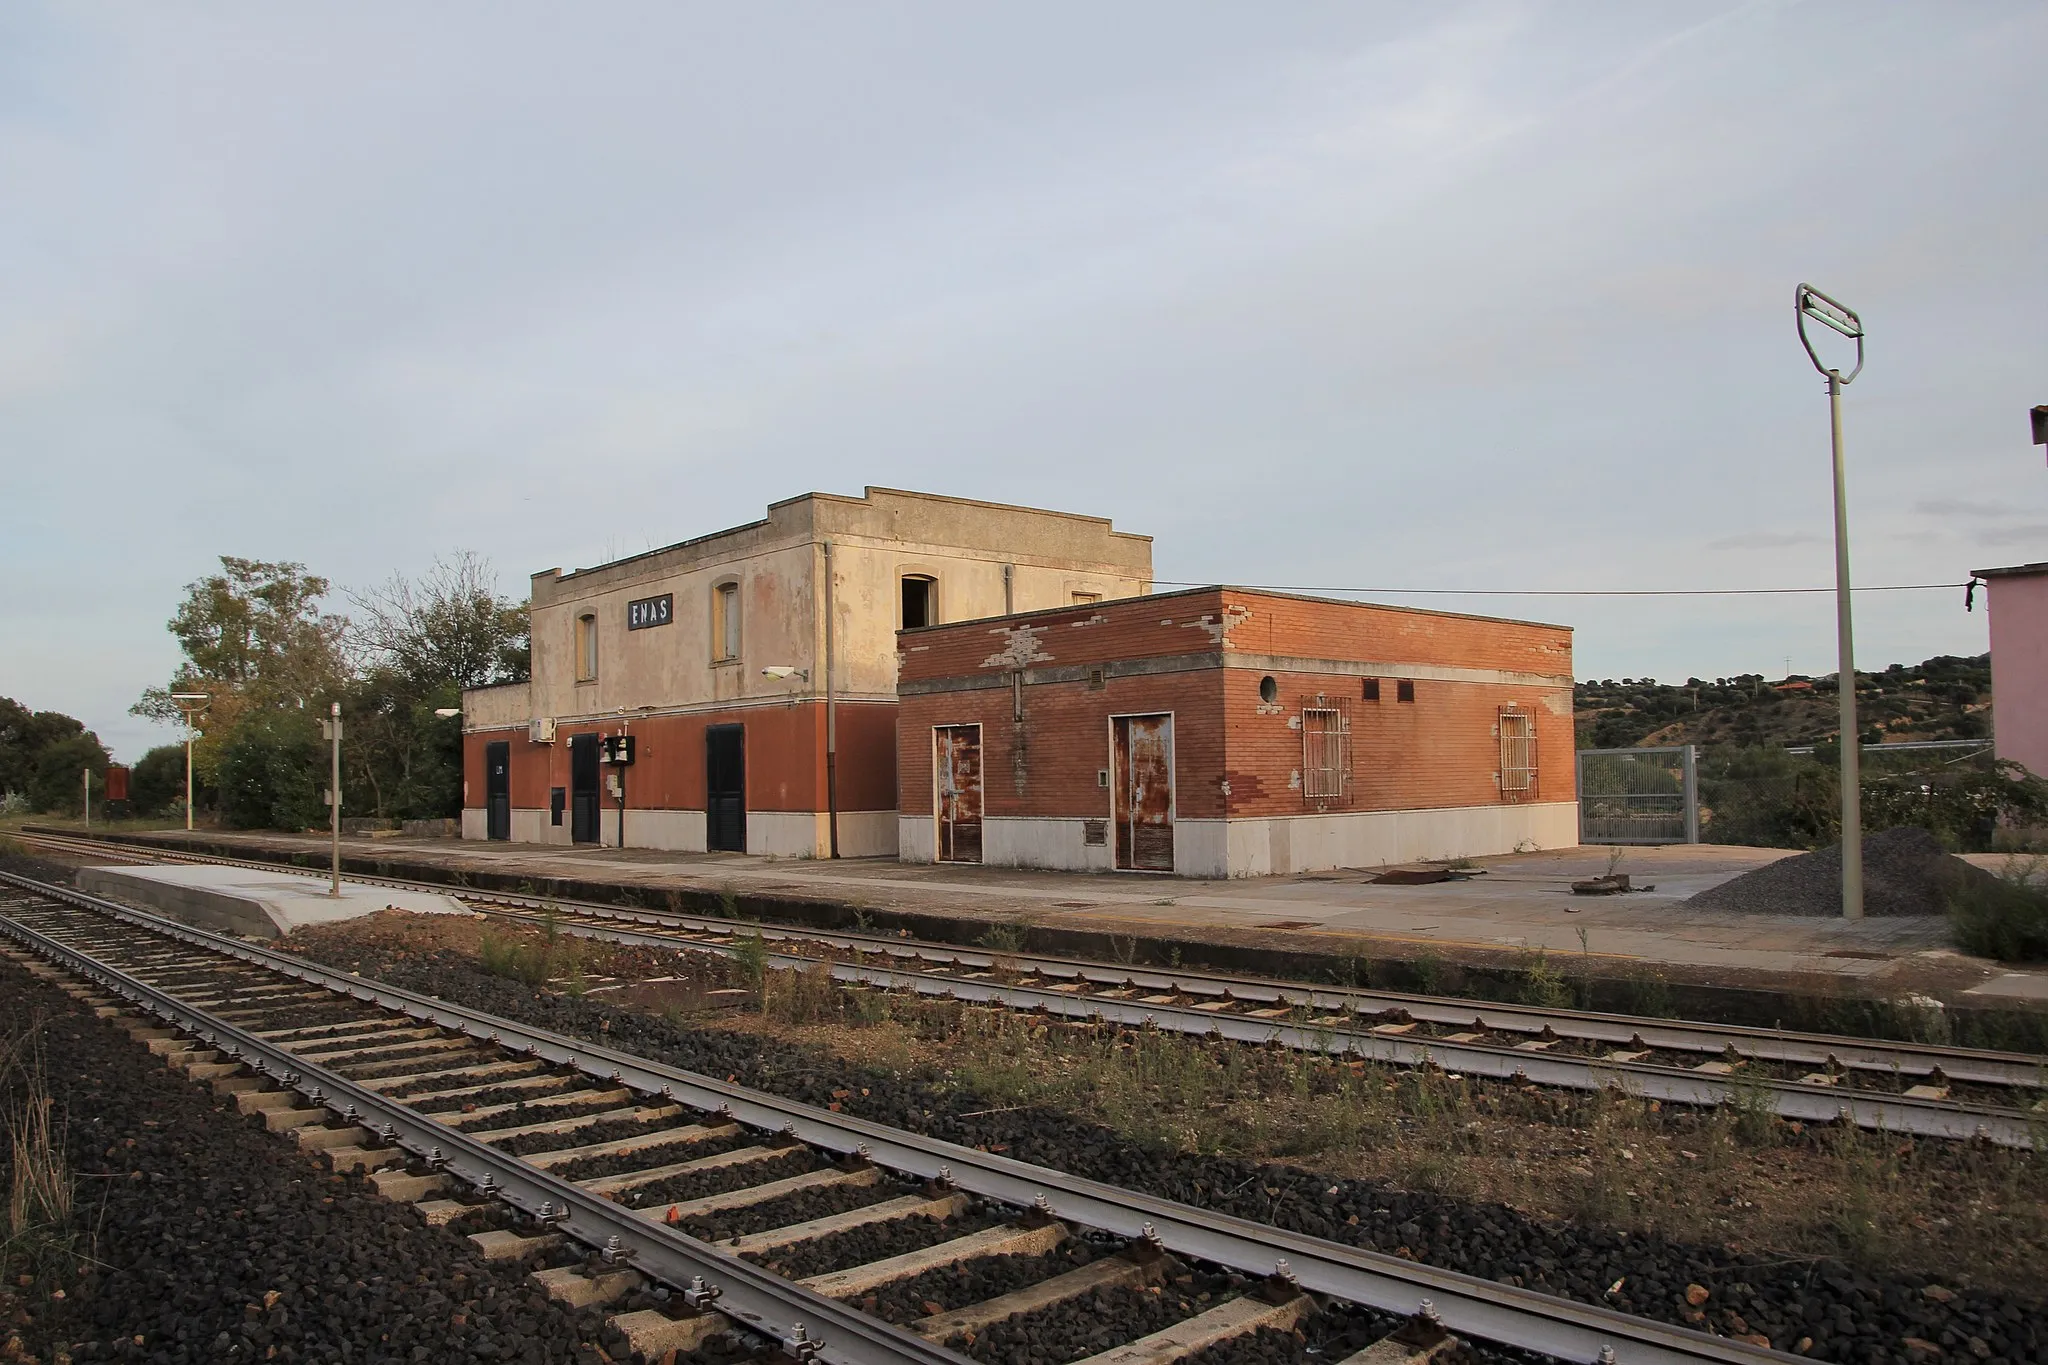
[320,703,343,898]
[1796,283,1867,919]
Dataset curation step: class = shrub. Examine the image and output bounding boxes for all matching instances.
[1949,857,2048,963]
[128,744,190,816]
[215,708,324,830]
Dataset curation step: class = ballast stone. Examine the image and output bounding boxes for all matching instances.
[77,862,468,938]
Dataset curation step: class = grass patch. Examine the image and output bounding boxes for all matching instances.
[2,1021,76,1285]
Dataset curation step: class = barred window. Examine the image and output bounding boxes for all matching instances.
[1301,699,1351,803]
[1499,707,1536,802]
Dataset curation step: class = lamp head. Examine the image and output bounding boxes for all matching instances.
[760,666,807,681]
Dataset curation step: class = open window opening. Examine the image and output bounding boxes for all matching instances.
[901,574,937,630]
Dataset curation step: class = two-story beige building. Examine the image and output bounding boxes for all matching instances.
[461,487,1152,856]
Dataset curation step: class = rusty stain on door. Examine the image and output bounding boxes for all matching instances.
[1112,713,1174,872]
[935,725,983,863]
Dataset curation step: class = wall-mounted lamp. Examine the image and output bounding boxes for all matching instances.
[761,666,808,681]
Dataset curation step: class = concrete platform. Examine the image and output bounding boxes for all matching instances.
[45,827,2048,1016]
[76,863,468,938]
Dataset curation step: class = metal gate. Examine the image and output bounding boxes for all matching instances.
[1576,745,1698,844]
[934,725,983,864]
[1112,713,1174,872]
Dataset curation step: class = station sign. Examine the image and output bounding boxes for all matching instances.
[627,593,674,630]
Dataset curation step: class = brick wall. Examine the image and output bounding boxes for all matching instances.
[896,587,1572,822]
[464,699,899,817]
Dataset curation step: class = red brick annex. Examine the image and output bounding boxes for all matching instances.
[895,587,1578,876]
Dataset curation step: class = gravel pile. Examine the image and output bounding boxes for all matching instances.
[291,941,2046,1365]
[1689,826,2000,917]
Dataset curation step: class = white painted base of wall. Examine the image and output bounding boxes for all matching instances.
[508,810,574,846]
[895,802,1578,876]
[898,815,936,864]
[1216,801,1580,877]
[833,810,898,859]
[460,808,486,841]
[624,809,706,851]
[982,817,1115,872]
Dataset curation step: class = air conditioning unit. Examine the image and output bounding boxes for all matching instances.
[529,717,557,744]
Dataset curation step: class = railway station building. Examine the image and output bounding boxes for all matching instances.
[459,488,1153,857]
[894,587,1578,876]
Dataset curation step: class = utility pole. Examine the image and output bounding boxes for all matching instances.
[321,702,343,897]
[172,693,210,832]
[1796,283,1867,919]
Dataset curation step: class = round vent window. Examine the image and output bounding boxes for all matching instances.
[1259,675,1278,703]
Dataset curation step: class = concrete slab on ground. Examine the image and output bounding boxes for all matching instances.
[77,862,469,939]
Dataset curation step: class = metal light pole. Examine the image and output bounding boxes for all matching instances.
[1796,283,1867,919]
[321,701,343,897]
[172,693,210,832]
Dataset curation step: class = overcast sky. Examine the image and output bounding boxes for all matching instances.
[4,2,2045,761]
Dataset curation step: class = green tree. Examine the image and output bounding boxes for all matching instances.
[29,731,110,815]
[129,744,194,817]
[0,698,91,799]
[348,551,530,690]
[341,552,527,819]
[131,558,350,806]
[215,708,324,830]
[132,557,348,723]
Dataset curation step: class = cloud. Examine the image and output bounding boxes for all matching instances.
[1975,526,2048,549]
[1705,530,1827,551]
[0,3,2043,757]
[1916,498,2020,519]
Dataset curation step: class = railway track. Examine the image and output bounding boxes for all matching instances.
[13,829,2046,1148]
[0,868,1793,1365]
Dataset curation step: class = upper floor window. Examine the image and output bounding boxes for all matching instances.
[575,613,598,682]
[713,581,741,661]
[901,574,937,630]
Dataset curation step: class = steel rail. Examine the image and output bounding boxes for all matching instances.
[19,834,2048,1121]
[457,904,2042,1147]
[0,869,1795,1365]
[0,896,962,1365]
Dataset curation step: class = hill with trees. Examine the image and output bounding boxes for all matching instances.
[1574,654,1991,751]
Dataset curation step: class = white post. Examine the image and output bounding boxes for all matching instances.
[83,768,91,829]
[1829,373,1862,920]
[185,730,194,832]
[329,702,343,898]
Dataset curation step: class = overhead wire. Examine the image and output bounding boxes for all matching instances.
[1144,579,1972,599]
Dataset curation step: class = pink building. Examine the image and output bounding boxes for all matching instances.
[1974,561,2048,779]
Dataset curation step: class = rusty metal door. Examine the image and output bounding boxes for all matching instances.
[934,725,982,863]
[1112,713,1174,872]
